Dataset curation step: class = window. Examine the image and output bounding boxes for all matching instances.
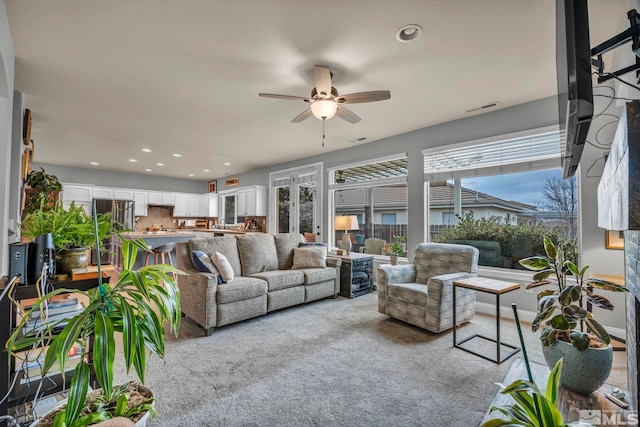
[329,154,408,255]
[425,127,578,269]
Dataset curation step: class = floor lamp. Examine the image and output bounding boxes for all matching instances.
[335,215,359,254]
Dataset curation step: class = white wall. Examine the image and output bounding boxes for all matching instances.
[0,1,14,276]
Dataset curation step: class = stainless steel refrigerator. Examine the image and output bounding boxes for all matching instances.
[91,199,135,265]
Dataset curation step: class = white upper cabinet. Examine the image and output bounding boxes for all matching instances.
[173,194,188,217]
[92,186,114,199]
[236,185,266,216]
[200,194,218,217]
[147,192,175,206]
[113,188,135,200]
[134,191,148,216]
[61,183,93,215]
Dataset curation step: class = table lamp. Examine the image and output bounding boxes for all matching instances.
[334,215,359,254]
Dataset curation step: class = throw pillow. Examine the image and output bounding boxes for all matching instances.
[291,247,327,269]
[298,242,328,252]
[212,251,235,283]
[191,250,217,273]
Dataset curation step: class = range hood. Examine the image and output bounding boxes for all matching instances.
[597,100,640,231]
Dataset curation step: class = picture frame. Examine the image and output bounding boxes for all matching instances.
[208,180,217,193]
[605,229,624,250]
[225,177,239,187]
[23,109,32,145]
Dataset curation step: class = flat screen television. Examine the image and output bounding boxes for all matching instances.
[557,0,594,178]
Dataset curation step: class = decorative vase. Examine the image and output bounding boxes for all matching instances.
[390,255,398,266]
[55,248,89,275]
[542,339,613,394]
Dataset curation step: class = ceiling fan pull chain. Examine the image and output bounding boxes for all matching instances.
[322,118,326,147]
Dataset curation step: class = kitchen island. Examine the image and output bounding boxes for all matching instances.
[114,231,198,271]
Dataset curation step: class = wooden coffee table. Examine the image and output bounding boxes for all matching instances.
[452,276,521,364]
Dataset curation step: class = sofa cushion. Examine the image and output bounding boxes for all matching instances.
[216,276,268,304]
[291,247,327,269]
[250,270,304,291]
[236,234,279,276]
[212,251,234,283]
[298,267,337,285]
[191,250,217,273]
[190,237,242,276]
[274,233,305,270]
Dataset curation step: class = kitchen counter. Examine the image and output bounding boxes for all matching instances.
[120,231,198,239]
[195,229,246,235]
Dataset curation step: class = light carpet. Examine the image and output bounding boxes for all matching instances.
[113,292,627,427]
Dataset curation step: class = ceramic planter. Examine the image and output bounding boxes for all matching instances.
[55,248,89,274]
[542,339,613,394]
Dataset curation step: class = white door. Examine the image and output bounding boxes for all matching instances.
[270,164,321,238]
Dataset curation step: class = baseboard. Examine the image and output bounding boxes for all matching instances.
[475,302,627,341]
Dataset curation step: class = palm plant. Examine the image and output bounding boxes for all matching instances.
[6,236,182,426]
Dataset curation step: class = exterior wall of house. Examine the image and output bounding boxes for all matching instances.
[0,2,14,276]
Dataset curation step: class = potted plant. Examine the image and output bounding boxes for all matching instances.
[21,202,113,274]
[389,234,405,265]
[6,236,182,426]
[519,236,628,394]
[23,168,62,216]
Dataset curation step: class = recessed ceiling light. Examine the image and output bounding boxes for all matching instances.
[203,169,210,172]
[156,163,164,166]
[90,162,99,166]
[224,162,231,166]
[396,24,423,42]
[188,173,194,177]
[129,159,137,162]
[145,168,152,172]
[172,153,182,158]
[141,148,152,153]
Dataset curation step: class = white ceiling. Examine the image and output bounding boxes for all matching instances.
[5,0,628,180]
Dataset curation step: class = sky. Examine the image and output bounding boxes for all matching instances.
[460,168,561,206]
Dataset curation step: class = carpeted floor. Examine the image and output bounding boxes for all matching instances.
[113,292,627,427]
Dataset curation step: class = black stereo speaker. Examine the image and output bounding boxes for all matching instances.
[9,243,30,285]
[28,233,55,285]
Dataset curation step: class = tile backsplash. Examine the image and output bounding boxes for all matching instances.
[135,206,178,231]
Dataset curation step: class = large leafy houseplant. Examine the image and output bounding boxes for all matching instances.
[519,236,627,351]
[6,237,182,426]
[22,202,113,252]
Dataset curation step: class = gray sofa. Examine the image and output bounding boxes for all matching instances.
[175,233,342,335]
[377,242,479,333]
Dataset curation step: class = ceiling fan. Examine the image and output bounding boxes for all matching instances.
[259,65,390,124]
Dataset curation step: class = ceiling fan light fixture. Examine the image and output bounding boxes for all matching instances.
[310,99,338,120]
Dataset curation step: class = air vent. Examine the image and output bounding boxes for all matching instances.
[466,101,500,113]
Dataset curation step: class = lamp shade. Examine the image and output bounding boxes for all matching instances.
[310,99,338,120]
[334,215,359,232]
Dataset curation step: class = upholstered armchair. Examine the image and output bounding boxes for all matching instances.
[377,243,479,333]
[360,238,386,255]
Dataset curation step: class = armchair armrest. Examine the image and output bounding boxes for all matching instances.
[426,272,477,331]
[376,264,417,314]
[177,271,219,330]
[326,257,342,268]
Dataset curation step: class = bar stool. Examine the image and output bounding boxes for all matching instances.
[144,242,176,279]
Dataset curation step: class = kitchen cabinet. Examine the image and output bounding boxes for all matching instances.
[172,194,205,217]
[113,188,135,200]
[61,183,93,215]
[147,192,175,206]
[200,194,218,217]
[134,191,148,216]
[236,185,266,216]
[92,186,114,199]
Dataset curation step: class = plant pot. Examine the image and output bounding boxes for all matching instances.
[55,248,89,275]
[542,339,613,394]
[390,255,398,266]
[30,383,154,427]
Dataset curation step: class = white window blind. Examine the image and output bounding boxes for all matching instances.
[423,128,563,181]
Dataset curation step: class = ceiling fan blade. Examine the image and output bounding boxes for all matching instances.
[313,65,332,97]
[336,90,391,104]
[335,105,361,124]
[259,93,312,102]
[291,108,314,123]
